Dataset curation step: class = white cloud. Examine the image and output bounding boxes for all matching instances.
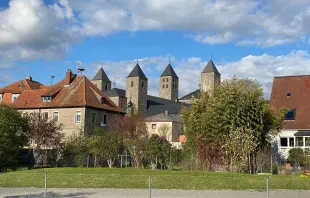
[0,0,79,67]
[66,0,310,47]
[84,51,310,99]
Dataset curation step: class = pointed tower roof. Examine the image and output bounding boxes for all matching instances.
[92,68,111,82]
[202,60,220,75]
[127,63,147,79]
[160,64,178,77]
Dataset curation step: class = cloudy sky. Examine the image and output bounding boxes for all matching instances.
[1,0,310,98]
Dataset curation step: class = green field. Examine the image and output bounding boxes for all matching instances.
[0,168,309,190]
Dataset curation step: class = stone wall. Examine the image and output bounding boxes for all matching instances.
[200,72,221,94]
[91,79,111,92]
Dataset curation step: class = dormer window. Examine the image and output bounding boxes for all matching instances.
[285,109,296,120]
[42,96,52,102]
[12,94,20,102]
[101,98,105,104]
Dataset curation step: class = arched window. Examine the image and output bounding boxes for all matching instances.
[166,78,168,82]
[141,82,144,88]
[131,81,134,87]
[163,78,165,82]
[162,84,165,88]
[166,84,168,88]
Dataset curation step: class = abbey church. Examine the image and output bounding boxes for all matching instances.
[91,59,221,117]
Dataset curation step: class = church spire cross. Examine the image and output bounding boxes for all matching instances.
[168,56,171,64]
[136,58,139,64]
[209,53,212,60]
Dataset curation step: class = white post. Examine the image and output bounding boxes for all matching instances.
[149,175,152,198]
[266,176,269,198]
[44,172,47,198]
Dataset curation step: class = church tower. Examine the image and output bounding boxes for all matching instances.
[126,63,148,115]
[159,63,179,101]
[91,67,111,92]
[200,58,221,94]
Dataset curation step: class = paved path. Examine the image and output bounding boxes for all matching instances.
[0,188,309,198]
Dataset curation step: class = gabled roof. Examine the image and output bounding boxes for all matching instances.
[13,77,124,113]
[179,89,200,100]
[127,63,147,79]
[160,64,178,77]
[145,113,181,122]
[104,88,126,97]
[0,79,43,94]
[202,60,220,75]
[270,75,310,129]
[92,68,111,82]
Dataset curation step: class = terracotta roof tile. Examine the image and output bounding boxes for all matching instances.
[270,75,310,129]
[0,79,42,94]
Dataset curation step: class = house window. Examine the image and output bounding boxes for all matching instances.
[305,137,310,146]
[43,112,49,121]
[152,124,157,129]
[280,137,288,147]
[141,82,144,88]
[42,96,52,102]
[285,109,296,120]
[296,137,303,147]
[289,138,294,147]
[131,81,134,87]
[287,93,291,98]
[75,111,81,123]
[101,114,107,126]
[53,112,59,122]
[92,112,96,123]
[0,94,2,102]
[12,94,20,102]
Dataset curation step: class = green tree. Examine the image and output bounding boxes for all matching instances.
[0,105,30,171]
[288,148,305,167]
[147,134,171,169]
[182,76,286,172]
[89,128,123,168]
[62,135,89,167]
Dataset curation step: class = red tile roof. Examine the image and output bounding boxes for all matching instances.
[270,75,310,130]
[1,73,124,113]
[0,79,43,94]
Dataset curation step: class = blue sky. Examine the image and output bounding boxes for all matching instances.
[1,0,310,98]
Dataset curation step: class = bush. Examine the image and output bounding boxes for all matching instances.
[288,148,305,167]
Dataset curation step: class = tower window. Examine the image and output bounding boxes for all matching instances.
[162,84,165,88]
[141,82,144,88]
[166,84,168,88]
[166,78,168,82]
[105,85,108,90]
[163,78,165,82]
[173,78,175,83]
[131,81,134,87]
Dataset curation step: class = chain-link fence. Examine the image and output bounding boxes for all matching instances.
[1,171,310,198]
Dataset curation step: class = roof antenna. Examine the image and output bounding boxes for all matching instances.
[113,82,116,88]
[78,68,85,76]
[50,75,55,85]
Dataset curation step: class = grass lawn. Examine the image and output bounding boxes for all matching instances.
[0,168,309,190]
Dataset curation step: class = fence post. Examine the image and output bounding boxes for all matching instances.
[270,155,273,174]
[44,172,47,198]
[149,175,152,198]
[266,176,269,198]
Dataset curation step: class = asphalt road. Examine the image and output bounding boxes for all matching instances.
[0,188,309,198]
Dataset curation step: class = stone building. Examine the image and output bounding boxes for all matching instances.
[0,70,125,141]
[91,58,221,147]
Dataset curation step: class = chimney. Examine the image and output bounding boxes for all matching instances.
[25,74,32,81]
[65,69,74,85]
[164,110,169,116]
